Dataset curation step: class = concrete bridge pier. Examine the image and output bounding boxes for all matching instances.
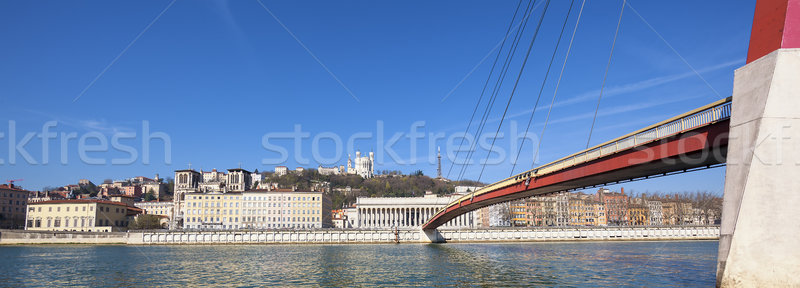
[717,48,800,287]
[420,229,445,243]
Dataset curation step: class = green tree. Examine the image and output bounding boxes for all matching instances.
[166,178,175,195]
[144,189,157,201]
[129,214,164,230]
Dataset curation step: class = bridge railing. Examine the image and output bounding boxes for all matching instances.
[430,98,732,224]
[532,97,731,177]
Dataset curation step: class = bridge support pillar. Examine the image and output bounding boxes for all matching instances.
[718,48,800,287]
[420,229,445,243]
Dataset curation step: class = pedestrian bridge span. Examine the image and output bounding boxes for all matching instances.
[424,97,731,230]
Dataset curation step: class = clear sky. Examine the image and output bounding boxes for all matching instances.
[0,0,755,194]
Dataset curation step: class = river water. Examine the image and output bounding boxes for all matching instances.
[1,241,717,287]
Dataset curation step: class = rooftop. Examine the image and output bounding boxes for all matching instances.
[29,199,133,207]
[0,184,30,192]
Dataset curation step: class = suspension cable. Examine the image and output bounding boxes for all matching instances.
[457,0,538,182]
[531,0,588,169]
[510,0,576,176]
[456,1,535,181]
[477,0,553,183]
[585,0,626,149]
[446,0,525,180]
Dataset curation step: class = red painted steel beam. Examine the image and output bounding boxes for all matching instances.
[747,0,800,63]
[423,121,729,230]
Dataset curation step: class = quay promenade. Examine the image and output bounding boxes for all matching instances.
[0,226,719,245]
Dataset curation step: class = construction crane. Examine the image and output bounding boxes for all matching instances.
[6,179,23,187]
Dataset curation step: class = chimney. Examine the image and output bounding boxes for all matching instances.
[621,187,624,194]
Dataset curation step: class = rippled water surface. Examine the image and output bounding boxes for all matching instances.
[1,241,717,287]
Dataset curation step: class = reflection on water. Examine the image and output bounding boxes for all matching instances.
[0,241,717,287]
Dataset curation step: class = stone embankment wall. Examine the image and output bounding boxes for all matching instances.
[438,226,719,243]
[131,226,719,245]
[0,230,128,244]
[0,226,719,245]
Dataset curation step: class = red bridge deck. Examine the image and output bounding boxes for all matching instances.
[423,97,732,230]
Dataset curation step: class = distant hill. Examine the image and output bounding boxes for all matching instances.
[261,170,484,209]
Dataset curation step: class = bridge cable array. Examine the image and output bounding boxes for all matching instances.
[456,0,540,182]
[476,0,555,183]
[530,0,587,170]
[585,0,627,149]
[454,0,540,182]
[509,0,578,176]
[447,0,606,186]
[445,0,526,181]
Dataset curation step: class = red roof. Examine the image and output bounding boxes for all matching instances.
[0,184,31,192]
[127,206,144,216]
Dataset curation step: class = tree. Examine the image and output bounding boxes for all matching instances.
[497,202,512,226]
[166,178,175,196]
[129,214,164,230]
[144,189,157,201]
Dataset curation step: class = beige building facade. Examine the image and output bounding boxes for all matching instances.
[240,190,332,229]
[25,200,141,232]
[135,201,174,220]
[183,192,242,230]
[182,190,332,230]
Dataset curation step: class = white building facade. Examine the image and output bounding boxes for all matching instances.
[347,151,374,178]
[354,193,476,229]
[318,165,344,176]
[274,166,288,176]
[647,200,664,226]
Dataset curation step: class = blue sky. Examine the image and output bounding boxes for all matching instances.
[0,0,754,193]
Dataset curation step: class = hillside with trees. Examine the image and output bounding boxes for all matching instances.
[261,170,483,209]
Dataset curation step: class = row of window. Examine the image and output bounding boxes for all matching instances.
[187,216,322,222]
[244,202,320,208]
[186,216,322,223]
[243,216,321,223]
[0,192,26,198]
[185,223,321,229]
[187,202,322,209]
[243,209,319,215]
[188,195,320,201]
[189,202,239,208]
[27,217,94,228]
[144,209,170,215]
[1,206,21,212]
[5,200,23,205]
[29,206,94,213]
[187,209,238,215]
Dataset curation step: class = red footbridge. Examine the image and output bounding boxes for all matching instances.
[423,97,731,230]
